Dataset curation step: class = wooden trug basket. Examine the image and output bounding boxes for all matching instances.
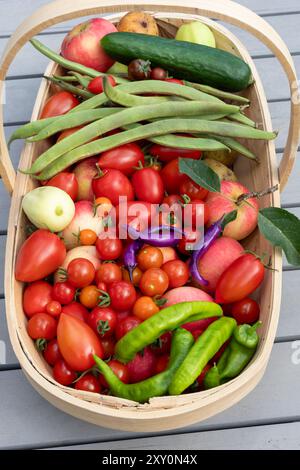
[0,0,299,432]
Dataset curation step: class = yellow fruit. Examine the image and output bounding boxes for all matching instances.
[202,149,237,166]
[203,158,237,182]
[118,11,159,35]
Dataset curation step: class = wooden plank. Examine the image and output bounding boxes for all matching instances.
[0,299,18,368]
[53,421,300,450]
[0,236,6,295]
[0,340,299,449]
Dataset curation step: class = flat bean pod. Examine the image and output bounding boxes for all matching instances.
[184,80,250,104]
[227,113,256,128]
[27,102,240,175]
[211,135,258,161]
[8,117,57,145]
[45,76,94,99]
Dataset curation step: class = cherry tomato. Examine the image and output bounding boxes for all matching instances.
[67,258,95,288]
[40,91,79,119]
[115,315,141,340]
[75,373,101,393]
[155,354,169,373]
[57,125,84,142]
[180,176,209,201]
[57,314,103,371]
[133,296,160,320]
[128,59,151,80]
[96,281,108,293]
[99,360,129,388]
[177,227,202,255]
[162,194,184,206]
[92,169,134,206]
[183,198,209,227]
[132,168,164,204]
[159,246,178,264]
[94,197,113,217]
[23,281,53,318]
[46,172,78,201]
[96,263,122,285]
[79,286,100,309]
[160,158,187,194]
[231,297,260,324]
[79,229,97,246]
[139,268,169,296]
[116,200,153,234]
[98,143,144,176]
[43,339,62,366]
[137,246,163,271]
[122,266,143,286]
[61,302,89,323]
[87,75,116,94]
[96,237,123,260]
[127,347,156,383]
[162,260,189,288]
[46,300,62,317]
[215,254,265,304]
[150,144,201,163]
[15,230,66,283]
[197,364,212,388]
[88,307,117,337]
[53,359,77,385]
[150,67,168,80]
[164,78,184,85]
[100,337,116,359]
[108,281,137,311]
[27,313,57,340]
[151,332,172,355]
[52,282,75,305]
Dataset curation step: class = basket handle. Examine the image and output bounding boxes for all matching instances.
[0,0,299,193]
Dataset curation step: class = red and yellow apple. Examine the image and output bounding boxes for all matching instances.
[73,157,98,201]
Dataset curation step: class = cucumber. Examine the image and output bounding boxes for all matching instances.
[101,33,252,92]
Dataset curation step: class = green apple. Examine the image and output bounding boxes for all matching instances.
[22,186,75,232]
[175,21,216,48]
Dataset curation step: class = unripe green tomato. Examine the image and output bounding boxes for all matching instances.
[175,21,216,48]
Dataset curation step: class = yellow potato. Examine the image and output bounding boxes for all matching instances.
[118,11,159,35]
[203,158,237,182]
[202,148,237,166]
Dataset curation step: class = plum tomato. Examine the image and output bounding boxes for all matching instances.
[40,91,79,118]
[79,229,98,246]
[46,172,78,201]
[52,282,75,305]
[231,297,260,324]
[61,302,89,323]
[57,126,84,142]
[160,158,187,194]
[87,75,116,94]
[67,258,95,288]
[139,268,169,296]
[180,176,209,200]
[99,360,129,388]
[23,281,53,318]
[27,313,57,340]
[137,246,163,271]
[131,167,164,204]
[53,359,77,385]
[115,315,141,340]
[165,78,184,85]
[96,237,123,260]
[88,307,117,337]
[127,347,156,383]
[161,260,189,288]
[43,339,62,366]
[183,199,209,227]
[133,296,160,320]
[177,227,202,255]
[92,169,134,206]
[46,300,62,317]
[75,373,101,393]
[96,262,122,285]
[149,144,201,163]
[97,143,144,176]
[108,281,137,311]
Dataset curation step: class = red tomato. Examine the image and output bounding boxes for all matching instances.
[46,301,62,317]
[162,194,184,206]
[46,172,78,201]
[87,75,116,94]
[53,359,77,385]
[139,268,169,296]
[100,337,116,359]
[137,246,163,271]
[183,199,209,227]
[57,314,103,371]
[96,237,123,260]
[61,302,89,323]
[155,354,169,373]
[150,67,168,80]
[149,143,201,162]
[115,315,141,340]
[162,259,189,288]
[27,313,57,340]
[23,281,53,318]
[40,91,79,118]
[75,373,101,393]
[177,227,202,255]
[43,339,62,366]
[108,281,137,311]
[116,200,153,233]
[52,282,75,305]
[67,258,95,288]
[151,332,172,355]
[95,263,122,285]
[92,169,134,206]
[98,143,144,176]
[231,297,260,324]
[99,360,129,388]
[88,307,117,337]
[15,230,66,282]
[180,176,209,200]
[215,254,265,304]
[132,168,164,204]
[127,347,156,383]
[160,158,187,194]
[57,125,84,142]
[165,78,184,85]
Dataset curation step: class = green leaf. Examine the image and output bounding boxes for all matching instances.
[221,210,237,230]
[178,157,220,193]
[258,208,300,266]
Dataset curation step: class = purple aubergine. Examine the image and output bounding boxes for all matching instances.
[123,238,144,282]
[127,225,185,247]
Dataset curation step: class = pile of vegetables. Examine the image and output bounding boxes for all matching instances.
[11,11,300,403]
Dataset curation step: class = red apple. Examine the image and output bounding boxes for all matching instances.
[61,18,117,72]
[73,157,98,201]
[205,181,259,240]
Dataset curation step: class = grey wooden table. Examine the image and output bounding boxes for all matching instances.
[0,0,300,450]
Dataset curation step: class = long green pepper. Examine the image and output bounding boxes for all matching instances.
[168,317,237,395]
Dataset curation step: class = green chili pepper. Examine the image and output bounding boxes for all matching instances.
[168,316,237,395]
[35,117,277,180]
[93,328,194,403]
[115,301,222,364]
[204,321,262,389]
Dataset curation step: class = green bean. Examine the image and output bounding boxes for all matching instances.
[227,113,256,127]
[8,117,57,146]
[35,118,277,180]
[28,108,123,142]
[67,72,91,89]
[210,135,258,161]
[44,76,94,99]
[30,38,128,84]
[26,101,240,175]
[53,75,78,83]
[184,80,250,104]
